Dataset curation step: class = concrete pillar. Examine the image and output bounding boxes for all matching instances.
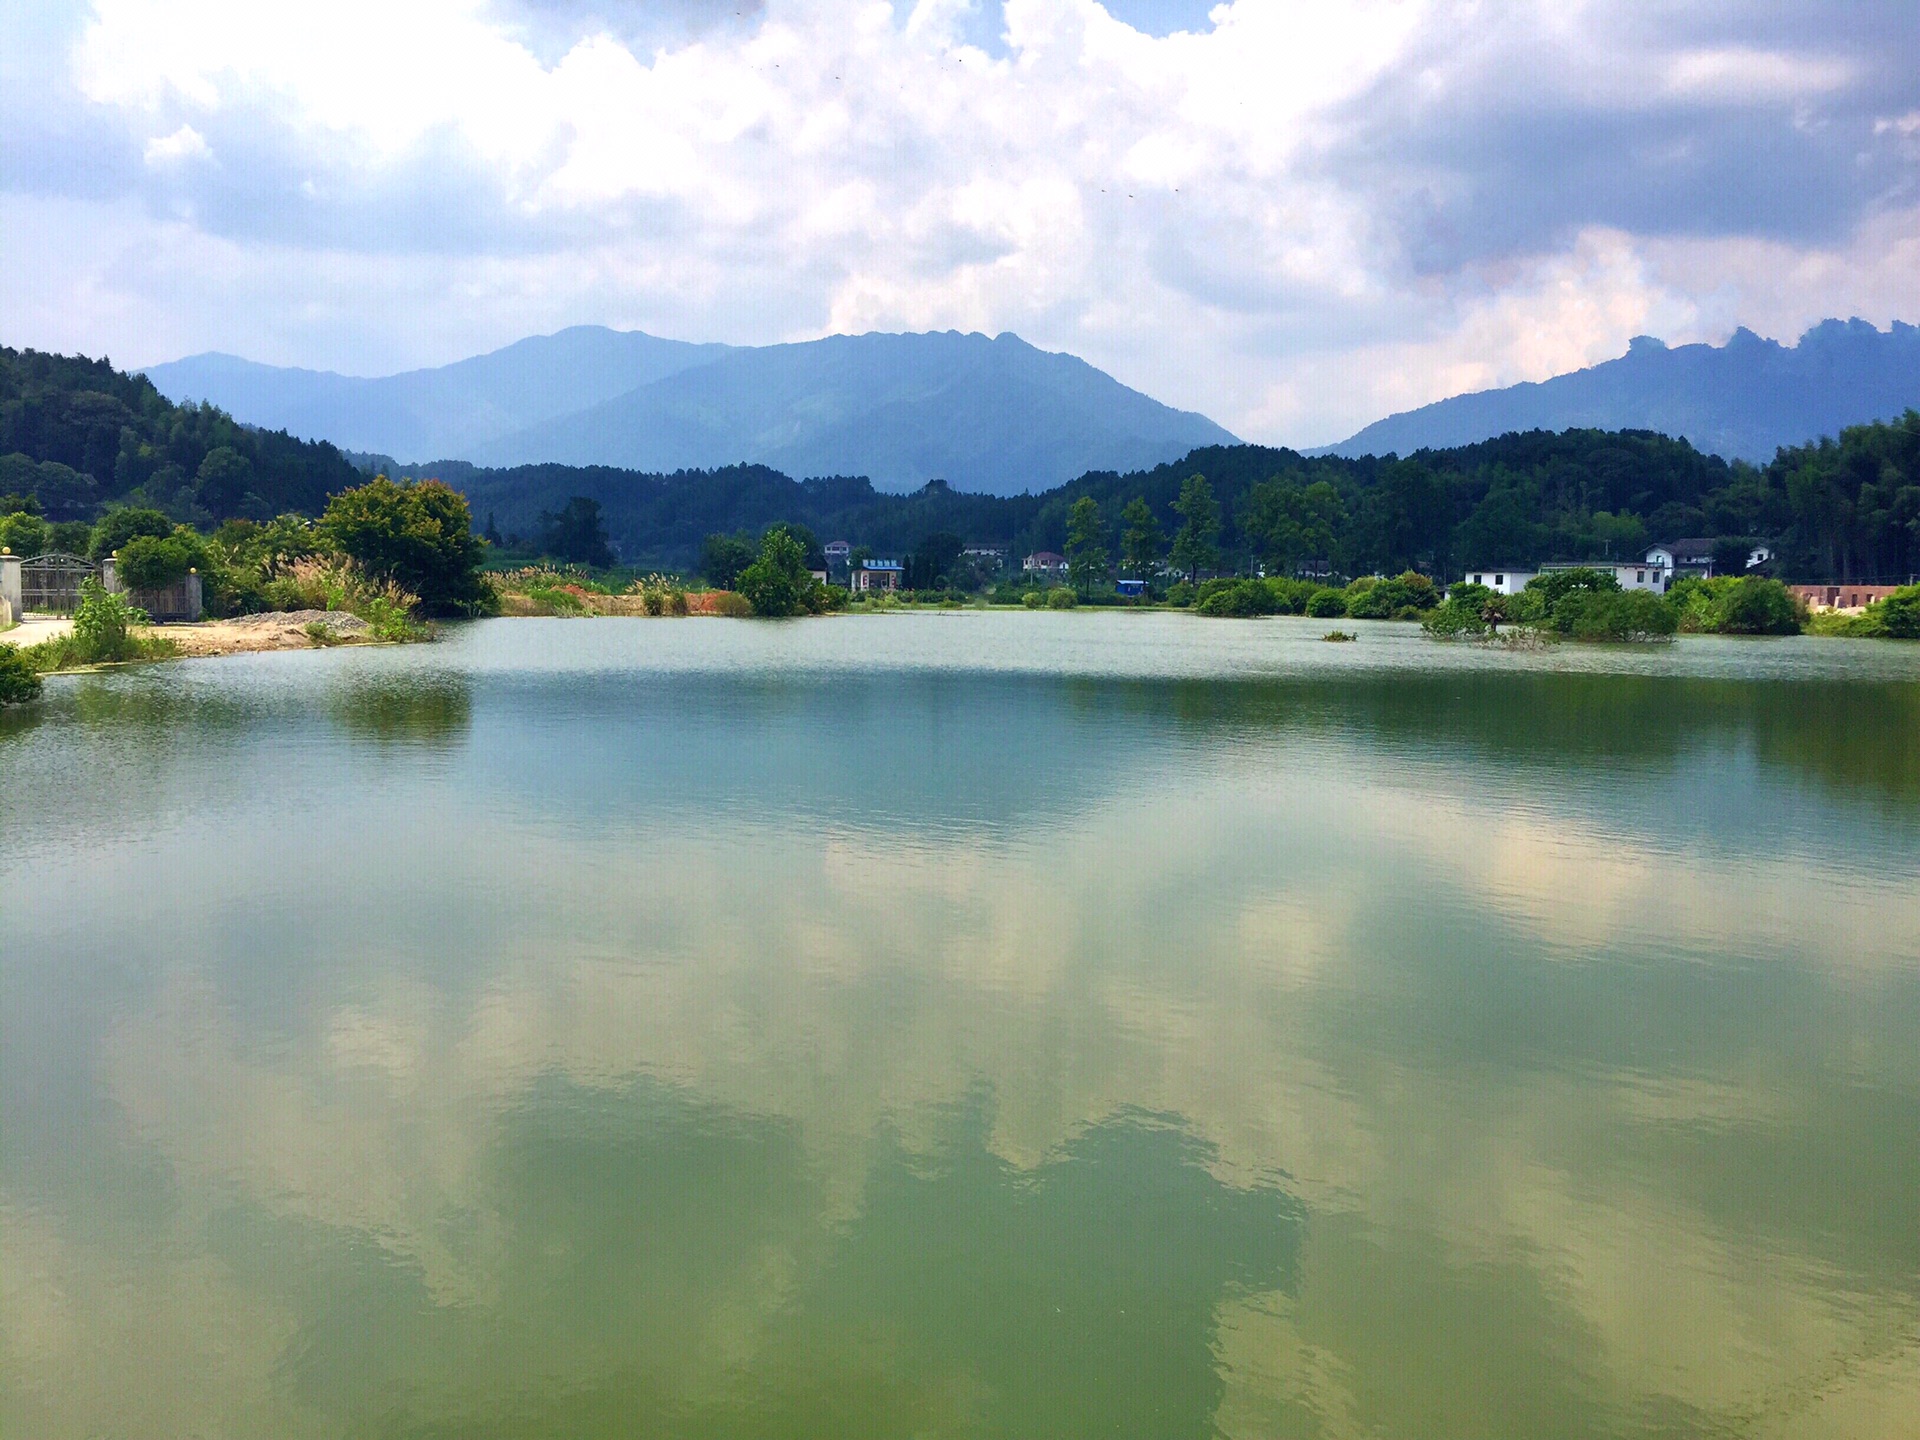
[0,551,20,623]
[101,556,121,593]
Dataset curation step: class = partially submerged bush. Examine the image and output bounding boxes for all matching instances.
[1304,587,1347,618]
[1194,578,1279,616]
[1345,571,1438,619]
[1554,588,1677,642]
[1668,575,1803,635]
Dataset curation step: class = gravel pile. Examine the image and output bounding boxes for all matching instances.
[226,610,371,635]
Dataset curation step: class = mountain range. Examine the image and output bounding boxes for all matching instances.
[1328,319,1920,463]
[143,329,1238,496]
[143,317,1919,491]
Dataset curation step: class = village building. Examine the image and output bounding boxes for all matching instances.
[1023,551,1068,579]
[1791,583,1906,613]
[1645,538,1714,577]
[1459,567,1536,595]
[1539,559,1668,592]
[850,559,903,592]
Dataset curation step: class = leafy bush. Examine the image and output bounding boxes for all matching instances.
[1021,589,1046,609]
[72,578,149,661]
[1871,584,1920,638]
[1304,587,1347,618]
[1047,586,1077,609]
[1669,575,1803,635]
[1268,577,1322,614]
[707,590,754,617]
[1712,576,1803,634]
[1346,571,1439,619]
[116,532,198,590]
[1422,586,1511,639]
[1195,578,1280,616]
[0,644,41,705]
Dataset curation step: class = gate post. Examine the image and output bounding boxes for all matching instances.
[0,551,21,623]
[101,556,121,593]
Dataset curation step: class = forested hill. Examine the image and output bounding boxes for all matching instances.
[6,345,1915,584]
[444,416,1920,584]
[1,347,361,524]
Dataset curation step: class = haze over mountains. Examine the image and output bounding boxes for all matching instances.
[144,329,1237,497]
[1329,319,1920,463]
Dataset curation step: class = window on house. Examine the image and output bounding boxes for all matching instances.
[1494,573,1504,585]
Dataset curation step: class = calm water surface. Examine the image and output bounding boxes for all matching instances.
[4,614,1917,1439]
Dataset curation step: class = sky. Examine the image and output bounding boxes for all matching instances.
[2,0,1917,447]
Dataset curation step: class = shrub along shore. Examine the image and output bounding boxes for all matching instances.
[8,495,1916,711]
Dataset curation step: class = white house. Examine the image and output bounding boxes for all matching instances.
[1540,560,1667,592]
[1023,551,1068,579]
[824,540,852,563]
[1459,567,1536,595]
[1645,539,1713,578]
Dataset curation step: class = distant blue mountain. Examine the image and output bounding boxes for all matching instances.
[144,327,1236,496]
[144,328,733,467]
[473,330,1237,493]
[1329,319,1920,462]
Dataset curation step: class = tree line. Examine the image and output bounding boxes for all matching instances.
[447,418,1920,585]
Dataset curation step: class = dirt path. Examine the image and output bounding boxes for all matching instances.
[2,616,74,648]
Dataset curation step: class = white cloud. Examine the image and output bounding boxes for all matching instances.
[142,122,210,166]
[1,0,1914,444]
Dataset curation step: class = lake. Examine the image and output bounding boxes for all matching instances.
[3,613,1917,1439]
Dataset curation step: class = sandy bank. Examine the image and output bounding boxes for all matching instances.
[161,610,376,657]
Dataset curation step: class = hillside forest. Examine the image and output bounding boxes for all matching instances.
[4,347,1916,585]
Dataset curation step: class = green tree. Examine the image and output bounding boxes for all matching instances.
[735,528,813,616]
[1065,497,1110,597]
[1169,474,1220,583]
[537,496,616,567]
[90,507,174,561]
[0,511,50,556]
[194,446,254,514]
[1118,496,1163,592]
[905,531,964,590]
[320,476,494,616]
[116,532,199,590]
[700,533,758,589]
